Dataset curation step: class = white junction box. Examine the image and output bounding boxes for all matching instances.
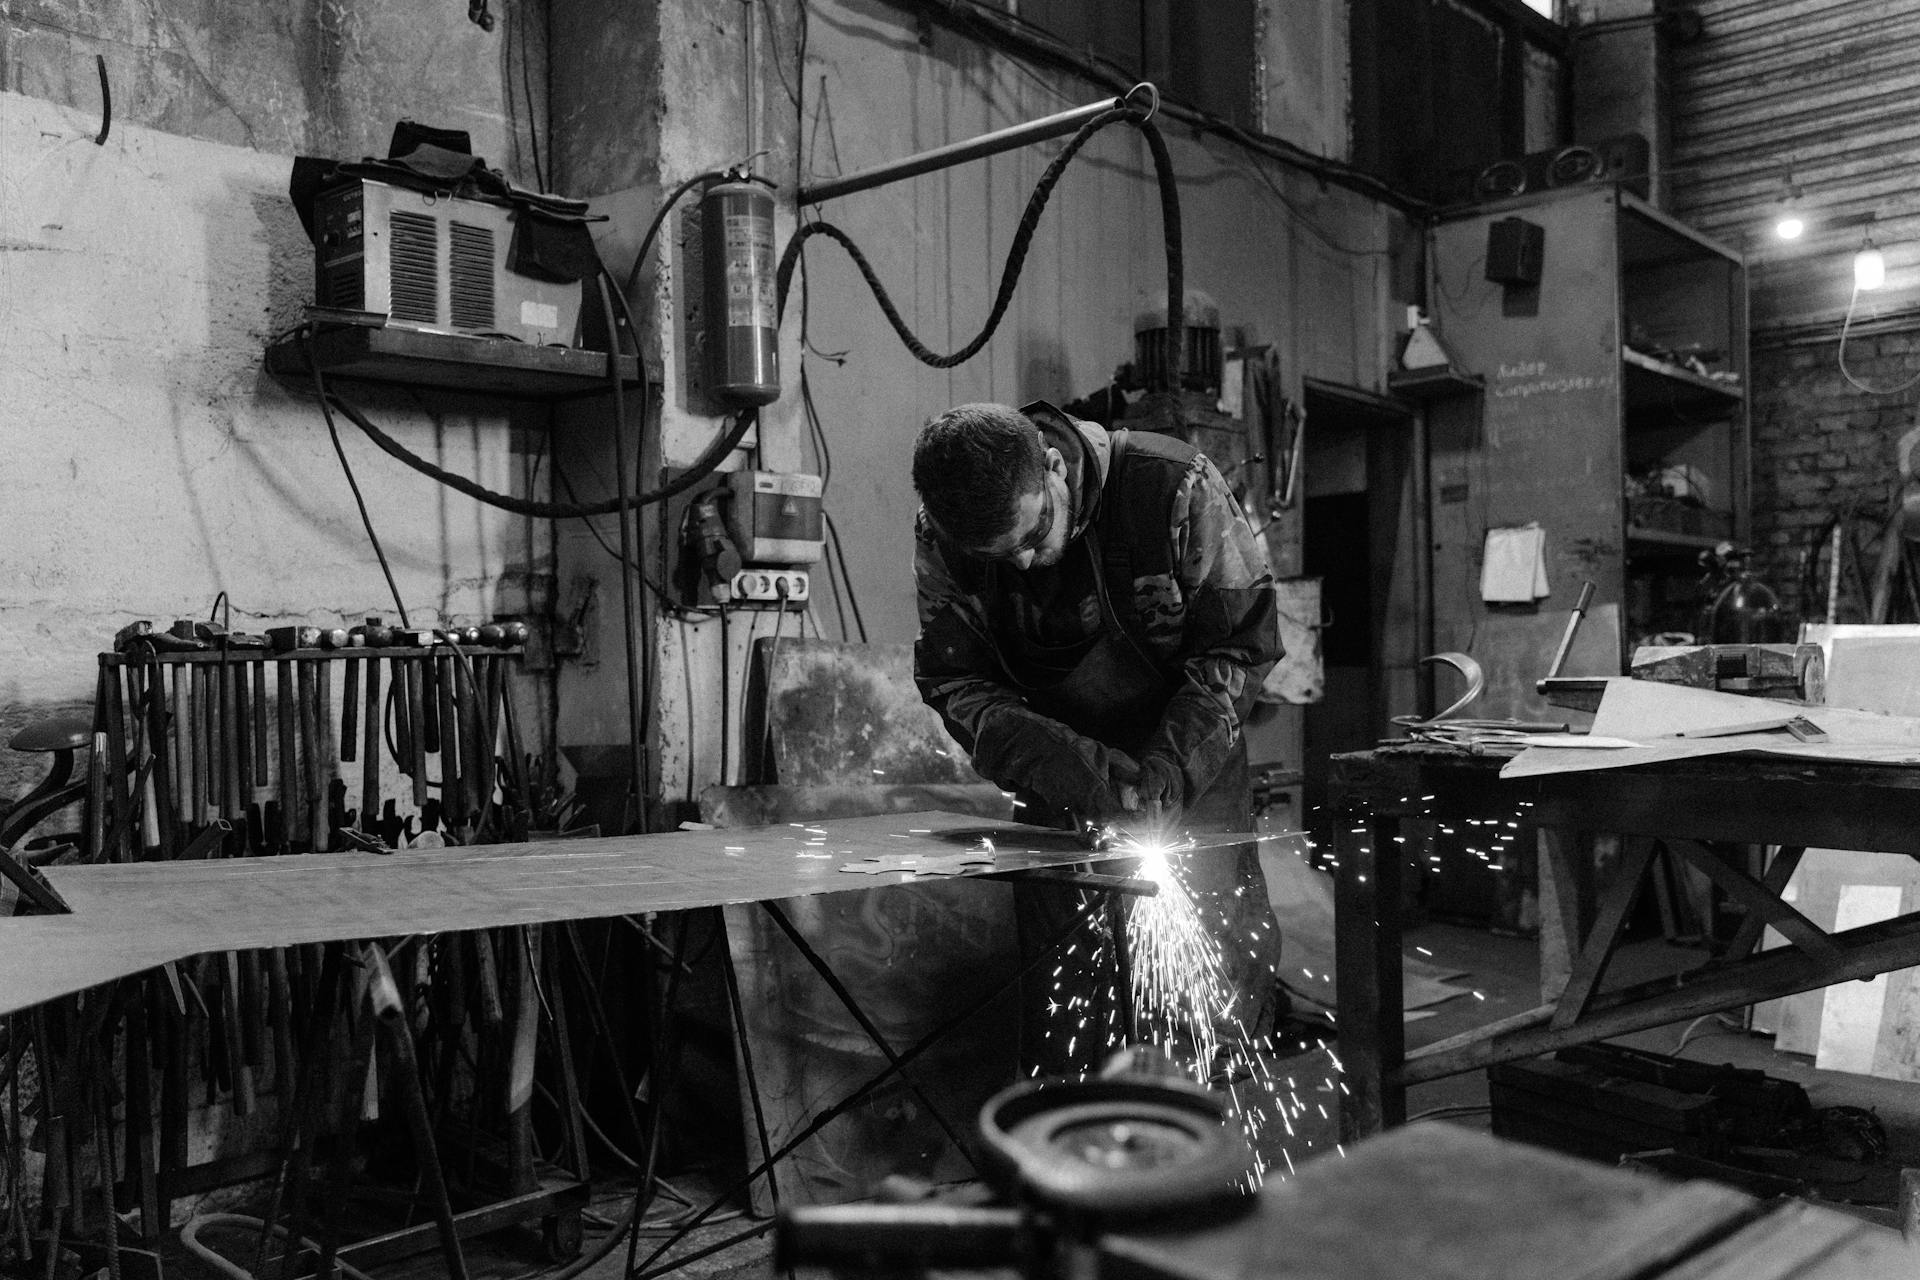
[728,569,809,606]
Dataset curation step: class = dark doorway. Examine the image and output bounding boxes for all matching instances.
[1299,382,1416,852]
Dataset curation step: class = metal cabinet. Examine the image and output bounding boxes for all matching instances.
[1422,184,1748,721]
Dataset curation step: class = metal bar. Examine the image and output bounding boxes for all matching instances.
[1544,580,1596,681]
[719,917,782,1213]
[798,90,1140,206]
[366,945,469,1280]
[1547,838,1659,1031]
[1402,909,1920,1087]
[1664,839,1839,965]
[981,867,1160,897]
[1724,845,1808,960]
[327,1182,589,1273]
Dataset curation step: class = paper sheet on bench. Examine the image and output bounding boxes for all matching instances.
[1501,680,1920,779]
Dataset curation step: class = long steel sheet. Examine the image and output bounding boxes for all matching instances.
[0,811,1257,1015]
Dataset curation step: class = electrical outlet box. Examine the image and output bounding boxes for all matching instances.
[724,471,824,564]
[726,569,809,608]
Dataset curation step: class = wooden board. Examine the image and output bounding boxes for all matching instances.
[1,812,1261,1014]
[1103,1122,1913,1279]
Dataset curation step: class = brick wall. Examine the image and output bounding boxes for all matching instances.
[1750,327,1920,624]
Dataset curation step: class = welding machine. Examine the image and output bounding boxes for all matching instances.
[311,178,585,345]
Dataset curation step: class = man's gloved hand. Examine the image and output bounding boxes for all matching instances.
[1107,751,1144,816]
[976,707,1139,824]
[1135,752,1185,828]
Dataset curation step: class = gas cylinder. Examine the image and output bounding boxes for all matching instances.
[1701,545,1790,643]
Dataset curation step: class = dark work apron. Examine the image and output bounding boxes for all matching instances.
[1014,525,1170,756]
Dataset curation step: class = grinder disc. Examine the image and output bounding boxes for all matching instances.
[977,1076,1251,1218]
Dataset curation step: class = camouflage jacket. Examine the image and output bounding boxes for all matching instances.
[913,402,1280,809]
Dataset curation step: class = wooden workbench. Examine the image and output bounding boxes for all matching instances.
[1330,743,1920,1137]
[1108,1121,1915,1278]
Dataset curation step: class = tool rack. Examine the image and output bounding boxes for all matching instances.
[1,643,601,1277]
[92,644,531,860]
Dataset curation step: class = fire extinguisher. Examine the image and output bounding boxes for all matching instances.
[701,177,780,406]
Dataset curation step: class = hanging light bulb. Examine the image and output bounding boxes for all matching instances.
[1855,236,1886,291]
[1772,173,1804,240]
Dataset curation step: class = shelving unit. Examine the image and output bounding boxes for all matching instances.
[265,323,644,400]
[1423,183,1749,720]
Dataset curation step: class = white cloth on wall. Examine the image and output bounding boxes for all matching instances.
[1480,523,1551,603]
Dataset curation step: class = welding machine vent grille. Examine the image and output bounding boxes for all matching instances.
[448,222,496,331]
[319,258,363,311]
[388,211,439,325]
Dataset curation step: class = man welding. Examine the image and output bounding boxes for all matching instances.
[911,399,1283,1077]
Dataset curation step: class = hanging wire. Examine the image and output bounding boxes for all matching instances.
[1837,281,1920,395]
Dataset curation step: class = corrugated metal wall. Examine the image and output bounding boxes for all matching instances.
[1669,0,1920,334]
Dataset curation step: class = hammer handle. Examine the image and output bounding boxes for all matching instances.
[341,656,360,763]
[361,656,383,832]
[438,653,464,835]
[277,661,299,846]
[407,655,429,808]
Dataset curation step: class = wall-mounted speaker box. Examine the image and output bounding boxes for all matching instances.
[1470,133,1652,204]
[1486,217,1545,286]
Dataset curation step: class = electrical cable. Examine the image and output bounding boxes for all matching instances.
[552,462,721,616]
[514,0,547,193]
[307,346,412,628]
[1838,282,1920,395]
[319,382,755,519]
[622,170,735,299]
[598,276,650,836]
[822,511,867,641]
[179,1213,379,1280]
[776,101,1183,374]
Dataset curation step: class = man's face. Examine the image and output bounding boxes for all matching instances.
[968,447,1070,571]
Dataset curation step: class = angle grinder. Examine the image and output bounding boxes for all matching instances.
[775,1057,1253,1276]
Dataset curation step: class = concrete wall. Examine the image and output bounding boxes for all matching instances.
[0,1,552,802]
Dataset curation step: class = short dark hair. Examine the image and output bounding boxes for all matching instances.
[912,403,1047,546]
